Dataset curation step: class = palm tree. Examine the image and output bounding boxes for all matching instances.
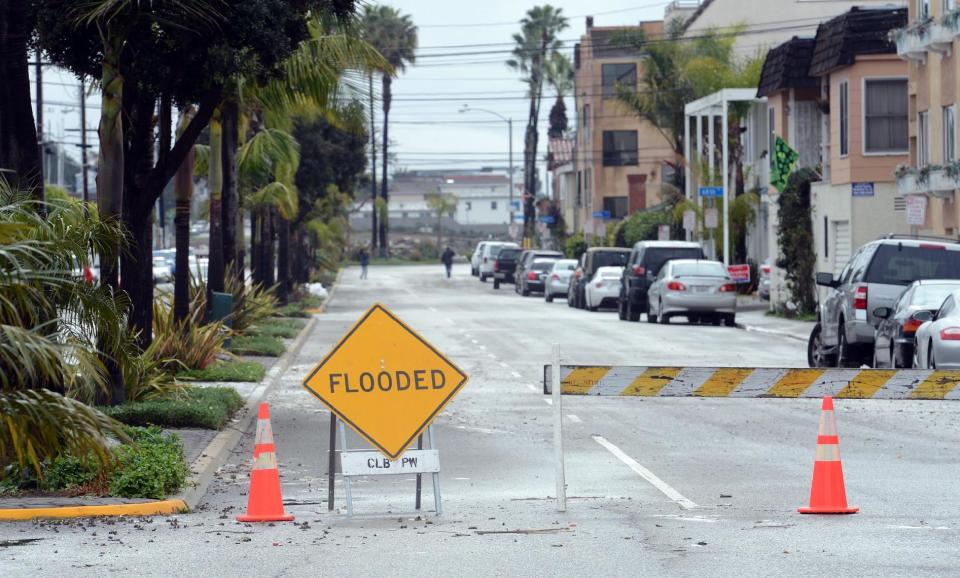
[507,5,568,242]
[173,106,196,323]
[425,192,457,248]
[361,5,417,258]
[545,53,573,139]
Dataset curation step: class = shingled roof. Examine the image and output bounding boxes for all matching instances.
[757,37,817,97]
[808,6,907,77]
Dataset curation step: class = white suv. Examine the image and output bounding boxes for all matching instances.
[478,242,518,282]
[470,242,487,276]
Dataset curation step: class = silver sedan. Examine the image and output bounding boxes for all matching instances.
[646,259,737,326]
[914,289,960,369]
[544,259,578,303]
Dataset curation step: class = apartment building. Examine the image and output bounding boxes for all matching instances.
[895,0,960,235]
[573,17,675,242]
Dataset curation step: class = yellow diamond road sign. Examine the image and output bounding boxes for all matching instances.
[303,303,468,460]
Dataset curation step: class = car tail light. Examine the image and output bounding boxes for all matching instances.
[483,257,488,263]
[596,281,604,288]
[940,327,960,341]
[854,285,868,310]
[494,260,500,270]
[633,265,646,276]
[667,281,687,291]
[920,243,946,250]
[761,265,771,275]
[719,283,736,293]
[527,272,538,280]
[903,316,925,335]
[550,274,560,281]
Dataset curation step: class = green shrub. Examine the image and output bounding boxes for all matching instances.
[565,233,587,259]
[109,427,188,500]
[151,290,227,371]
[229,335,286,357]
[275,294,323,318]
[42,454,98,491]
[224,266,279,333]
[249,321,299,339]
[103,387,245,430]
[178,360,266,383]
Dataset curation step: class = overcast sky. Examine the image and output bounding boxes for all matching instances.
[31,1,672,177]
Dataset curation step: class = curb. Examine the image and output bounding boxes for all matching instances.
[736,322,809,343]
[0,499,187,522]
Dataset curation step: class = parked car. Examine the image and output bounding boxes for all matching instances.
[645,259,737,325]
[545,259,578,303]
[914,289,960,369]
[872,280,960,368]
[570,248,631,309]
[470,242,488,276]
[618,241,705,321]
[810,236,960,368]
[584,266,624,311]
[478,242,517,282]
[759,259,771,301]
[152,255,173,283]
[517,258,560,297]
[515,250,564,296]
[492,247,522,290]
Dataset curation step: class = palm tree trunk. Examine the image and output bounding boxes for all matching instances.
[369,73,378,252]
[379,73,391,257]
[221,100,240,281]
[523,57,543,242]
[0,0,43,202]
[250,207,260,284]
[96,39,125,406]
[277,215,291,304]
[173,107,196,323]
[262,207,275,287]
[207,106,225,297]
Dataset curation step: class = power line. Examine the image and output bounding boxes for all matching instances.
[416,2,672,29]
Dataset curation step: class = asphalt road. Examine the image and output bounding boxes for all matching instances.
[3,264,959,577]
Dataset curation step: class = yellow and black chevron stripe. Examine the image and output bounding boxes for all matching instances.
[542,366,960,400]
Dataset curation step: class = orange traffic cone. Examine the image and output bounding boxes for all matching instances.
[252,403,276,459]
[237,451,295,522]
[798,396,858,514]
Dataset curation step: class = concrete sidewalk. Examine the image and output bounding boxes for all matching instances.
[736,309,815,343]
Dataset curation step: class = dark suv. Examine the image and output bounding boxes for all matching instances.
[569,247,631,309]
[492,247,522,290]
[618,241,705,321]
[810,235,960,367]
[515,250,564,296]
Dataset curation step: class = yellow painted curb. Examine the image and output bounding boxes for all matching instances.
[0,499,187,521]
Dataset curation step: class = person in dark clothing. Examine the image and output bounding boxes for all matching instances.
[441,247,455,278]
[359,248,369,280]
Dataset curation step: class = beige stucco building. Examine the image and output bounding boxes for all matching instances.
[572,18,675,242]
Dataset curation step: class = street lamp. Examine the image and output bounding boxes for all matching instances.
[458,105,515,225]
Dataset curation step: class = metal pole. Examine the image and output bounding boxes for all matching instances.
[428,425,442,515]
[415,434,423,510]
[80,78,89,206]
[722,98,731,266]
[338,421,353,517]
[684,114,692,242]
[327,414,337,511]
[509,118,514,224]
[35,50,43,147]
[552,343,566,512]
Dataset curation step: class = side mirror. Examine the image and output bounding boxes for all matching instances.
[913,310,934,323]
[816,272,836,288]
[873,307,891,319]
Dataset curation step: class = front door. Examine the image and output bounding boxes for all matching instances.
[628,175,647,213]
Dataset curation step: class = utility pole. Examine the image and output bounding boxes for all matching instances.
[35,49,44,177]
[80,78,89,205]
[369,74,378,251]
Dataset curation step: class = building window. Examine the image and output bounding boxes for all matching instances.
[602,130,639,166]
[864,79,908,154]
[602,63,636,99]
[839,81,849,157]
[918,111,930,166]
[466,201,472,211]
[946,0,957,13]
[491,201,498,210]
[402,212,408,218]
[945,105,956,163]
[583,104,591,141]
[603,196,628,219]
[922,0,931,18]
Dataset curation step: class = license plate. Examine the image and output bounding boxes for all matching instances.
[693,286,711,293]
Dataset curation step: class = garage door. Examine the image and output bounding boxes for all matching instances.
[832,220,851,275]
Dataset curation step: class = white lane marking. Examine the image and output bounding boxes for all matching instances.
[499,362,509,368]
[887,525,954,530]
[471,339,479,344]
[567,414,583,423]
[653,514,717,523]
[544,398,553,406]
[511,371,522,378]
[429,306,438,312]
[480,345,487,351]
[454,477,471,481]
[526,384,538,392]
[487,353,496,359]
[592,435,698,510]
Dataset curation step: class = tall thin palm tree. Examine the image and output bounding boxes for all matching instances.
[361,5,417,257]
[545,53,573,139]
[507,5,568,243]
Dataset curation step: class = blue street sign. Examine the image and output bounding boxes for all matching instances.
[699,186,724,198]
[538,215,555,224]
[510,200,521,209]
[592,211,612,220]
[852,182,875,197]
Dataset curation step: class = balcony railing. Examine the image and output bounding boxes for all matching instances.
[896,166,958,198]
[895,27,928,62]
[895,13,960,61]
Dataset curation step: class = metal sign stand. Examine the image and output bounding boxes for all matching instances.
[552,343,567,512]
[336,421,442,518]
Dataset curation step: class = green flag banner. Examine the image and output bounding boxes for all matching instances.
[771,136,799,192]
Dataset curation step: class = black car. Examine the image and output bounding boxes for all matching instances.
[493,247,522,289]
[872,280,960,368]
[618,241,706,321]
[515,250,564,296]
[570,248,631,309]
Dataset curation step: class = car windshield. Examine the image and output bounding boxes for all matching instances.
[500,249,521,259]
[532,260,557,271]
[554,261,577,271]
[593,251,629,269]
[645,248,704,275]
[489,245,507,257]
[912,284,960,308]
[864,245,960,285]
[672,262,726,278]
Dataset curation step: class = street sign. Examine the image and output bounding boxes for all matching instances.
[705,208,718,229]
[658,225,670,241]
[852,182,875,197]
[683,210,696,231]
[728,264,751,284]
[593,210,611,219]
[699,186,723,198]
[508,223,520,239]
[906,195,927,226]
[303,303,469,460]
[510,200,521,210]
[340,449,440,476]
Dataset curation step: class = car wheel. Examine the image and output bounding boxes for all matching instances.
[724,314,736,327]
[929,342,936,370]
[689,315,700,325]
[493,279,500,290]
[521,284,531,297]
[627,298,640,322]
[836,323,859,368]
[658,300,669,324]
[618,295,628,321]
[646,302,658,324]
[480,274,487,282]
[546,290,554,303]
[807,323,836,368]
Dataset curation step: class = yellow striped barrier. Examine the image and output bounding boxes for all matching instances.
[542,366,960,400]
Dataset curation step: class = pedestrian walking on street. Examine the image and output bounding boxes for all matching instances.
[441,246,456,279]
[359,248,370,280]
